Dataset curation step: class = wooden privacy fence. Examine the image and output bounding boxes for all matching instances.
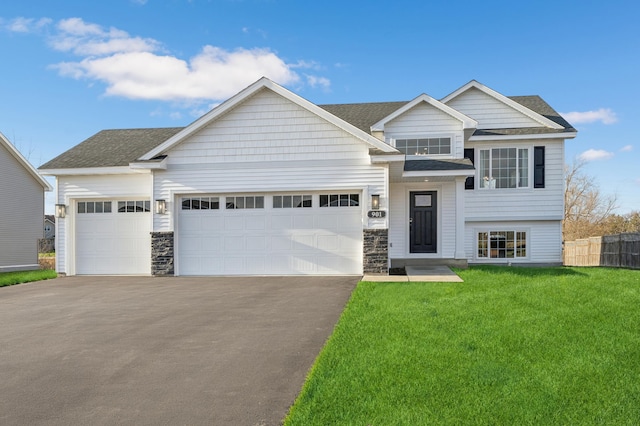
[564,233,640,269]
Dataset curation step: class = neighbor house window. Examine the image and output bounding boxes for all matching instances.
[77,201,112,214]
[226,196,264,209]
[181,197,220,210]
[478,148,529,189]
[395,137,451,155]
[117,200,150,213]
[319,194,359,207]
[477,231,527,259]
[273,195,312,208]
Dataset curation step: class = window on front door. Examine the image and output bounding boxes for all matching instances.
[478,148,529,189]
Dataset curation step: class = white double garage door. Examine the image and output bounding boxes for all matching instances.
[75,192,364,275]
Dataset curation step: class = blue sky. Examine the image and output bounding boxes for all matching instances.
[1,0,638,214]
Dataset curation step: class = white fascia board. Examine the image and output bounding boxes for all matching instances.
[370,154,406,163]
[371,94,478,132]
[469,131,577,142]
[402,169,475,178]
[39,166,151,176]
[1,131,53,191]
[141,77,397,160]
[441,80,564,130]
[466,215,564,222]
[129,157,168,170]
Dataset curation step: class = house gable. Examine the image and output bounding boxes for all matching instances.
[1,132,52,191]
[442,81,564,130]
[142,77,397,161]
[165,87,385,165]
[371,96,476,160]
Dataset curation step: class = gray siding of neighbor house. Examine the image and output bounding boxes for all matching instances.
[0,143,44,271]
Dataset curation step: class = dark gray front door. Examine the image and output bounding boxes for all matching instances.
[410,191,437,253]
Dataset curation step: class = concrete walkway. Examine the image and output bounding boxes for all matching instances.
[363,265,463,282]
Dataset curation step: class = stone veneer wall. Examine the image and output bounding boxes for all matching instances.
[151,232,174,276]
[363,229,388,274]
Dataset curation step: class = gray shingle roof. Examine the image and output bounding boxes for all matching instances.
[40,127,183,169]
[39,93,575,170]
[404,158,474,172]
[319,102,408,133]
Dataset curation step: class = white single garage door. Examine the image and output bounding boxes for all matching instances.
[75,200,151,275]
[178,192,363,275]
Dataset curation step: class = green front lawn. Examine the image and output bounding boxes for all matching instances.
[285,266,640,425]
[0,269,57,287]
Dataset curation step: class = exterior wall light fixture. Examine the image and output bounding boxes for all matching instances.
[155,199,166,214]
[371,194,380,210]
[55,204,67,218]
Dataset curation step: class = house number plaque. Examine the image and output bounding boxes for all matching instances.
[367,210,386,218]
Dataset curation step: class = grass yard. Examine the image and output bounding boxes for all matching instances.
[285,266,640,425]
[0,269,57,287]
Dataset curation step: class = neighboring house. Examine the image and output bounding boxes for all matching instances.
[44,215,56,239]
[0,132,53,272]
[39,78,576,276]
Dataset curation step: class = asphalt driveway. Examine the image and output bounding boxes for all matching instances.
[0,275,358,426]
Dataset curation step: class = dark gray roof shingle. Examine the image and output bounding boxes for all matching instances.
[319,102,408,133]
[404,158,474,172]
[40,127,183,169]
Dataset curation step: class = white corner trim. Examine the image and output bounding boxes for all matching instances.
[370,94,478,132]
[1,131,53,191]
[140,77,398,161]
[441,80,565,130]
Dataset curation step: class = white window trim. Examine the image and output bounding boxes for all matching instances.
[474,228,530,261]
[475,145,534,190]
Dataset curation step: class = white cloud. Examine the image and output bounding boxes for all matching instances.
[561,108,618,125]
[6,17,51,33]
[578,149,614,162]
[305,74,331,90]
[36,17,328,102]
[620,145,633,152]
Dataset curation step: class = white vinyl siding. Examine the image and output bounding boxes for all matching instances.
[446,87,543,129]
[56,174,152,275]
[465,221,562,264]
[465,140,564,221]
[383,103,465,158]
[0,143,45,270]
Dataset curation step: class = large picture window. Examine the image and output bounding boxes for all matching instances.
[478,148,529,189]
[477,231,527,259]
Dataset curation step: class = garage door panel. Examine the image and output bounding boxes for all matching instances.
[293,216,314,229]
[75,203,151,275]
[178,192,363,275]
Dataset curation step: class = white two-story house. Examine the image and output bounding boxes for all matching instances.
[40,78,576,276]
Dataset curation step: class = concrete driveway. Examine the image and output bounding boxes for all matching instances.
[0,275,358,426]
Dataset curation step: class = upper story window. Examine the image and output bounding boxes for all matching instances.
[478,148,529,189]
[395,137,451,155]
